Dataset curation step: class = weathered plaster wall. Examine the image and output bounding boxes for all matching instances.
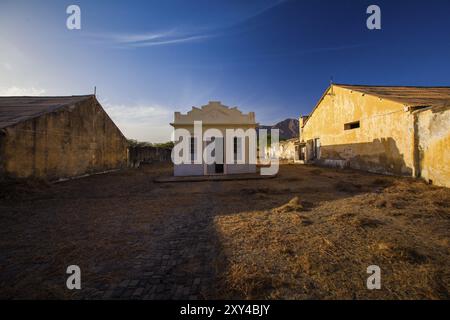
[301,86,414,176]
[172,124,257,176]
[416,106,450,187]
[1,97,128,180]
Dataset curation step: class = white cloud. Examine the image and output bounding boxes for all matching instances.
[1,62,12,71]
[103,102,174,143]
[0,86,46,96]
[90,29,213,48]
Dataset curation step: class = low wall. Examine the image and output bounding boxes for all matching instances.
[129,146,172,167]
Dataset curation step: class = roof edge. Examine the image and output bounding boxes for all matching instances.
[333,83,450,89]
[0,95,96,130]
[0,94,94,99]
[302,85,333,127]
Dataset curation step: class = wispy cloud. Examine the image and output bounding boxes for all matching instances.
[88,1,286,49]
[90,29,213,48]
[132,34,211,47]
[109,31,174,44]
[0,86,46,96]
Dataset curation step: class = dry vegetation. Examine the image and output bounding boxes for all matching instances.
[0,163,449,299]
[213,166,450,299]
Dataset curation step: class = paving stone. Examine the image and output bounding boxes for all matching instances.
[119,280,130,287]
[133,287,144,296]
[97,187,222,300]
[129,280,139,287]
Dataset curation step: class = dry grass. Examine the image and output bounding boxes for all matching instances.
[213,167,450,300]
[0,163,449,299]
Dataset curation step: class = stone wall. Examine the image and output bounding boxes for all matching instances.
[129,146,172,167]
[0,97,128,180]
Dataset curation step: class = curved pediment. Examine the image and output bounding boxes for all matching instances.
[173,101,256,125]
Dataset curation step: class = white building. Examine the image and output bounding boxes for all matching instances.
[170,101,258,176]
[270,138,300,163]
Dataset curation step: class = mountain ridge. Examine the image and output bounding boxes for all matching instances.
[257,118,299,140]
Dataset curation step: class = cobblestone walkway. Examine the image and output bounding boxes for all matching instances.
[101,182,220,299]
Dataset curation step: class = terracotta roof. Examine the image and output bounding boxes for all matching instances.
[0,95,93,129]
[335,84,450,108]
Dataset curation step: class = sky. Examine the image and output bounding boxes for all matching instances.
[1,0,449,142]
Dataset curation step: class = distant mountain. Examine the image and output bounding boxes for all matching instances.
[257,118,299,140]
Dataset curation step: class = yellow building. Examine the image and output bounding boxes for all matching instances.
[299,84,450,187]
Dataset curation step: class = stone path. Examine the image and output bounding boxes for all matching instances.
[101,182,220,299]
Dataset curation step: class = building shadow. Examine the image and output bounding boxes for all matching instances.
[159,163,398,299]
[310,137,412,177]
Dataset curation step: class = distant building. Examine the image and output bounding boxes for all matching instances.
[271,138,300,163]
[171,101,257,176]
[0,95,128,180]
[299,84,450,187]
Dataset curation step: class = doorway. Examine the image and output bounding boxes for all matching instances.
[313,138,321,160]
[206,137,225,175]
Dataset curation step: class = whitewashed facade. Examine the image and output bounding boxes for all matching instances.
[170,101,257,176]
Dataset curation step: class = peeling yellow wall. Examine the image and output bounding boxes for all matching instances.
[301,85,415,176]
[416,107,450,187]
[1,97,128,180]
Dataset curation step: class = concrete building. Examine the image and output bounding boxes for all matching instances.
[171,101,257,176]
[299,84,450,187]
[271,138,300,163]
[0,95,128,180]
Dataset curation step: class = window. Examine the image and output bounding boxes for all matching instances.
[344,121,360,130]
[233,137,237,161]
[234,137,243,162]
[190,137,196,162]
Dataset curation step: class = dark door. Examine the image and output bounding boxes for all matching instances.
[206,137,224,174]
[215,163,224,174]
[313,138,321,160]
[214,137,224,174]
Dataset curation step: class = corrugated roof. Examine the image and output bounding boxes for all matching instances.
[0,95,94,129]
[335,84,450,108]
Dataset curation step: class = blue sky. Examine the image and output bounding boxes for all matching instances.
[1,0,449,142]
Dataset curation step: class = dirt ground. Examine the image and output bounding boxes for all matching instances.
[0,163,449,299]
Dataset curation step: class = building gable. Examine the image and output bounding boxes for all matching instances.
[172,101,256,125]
